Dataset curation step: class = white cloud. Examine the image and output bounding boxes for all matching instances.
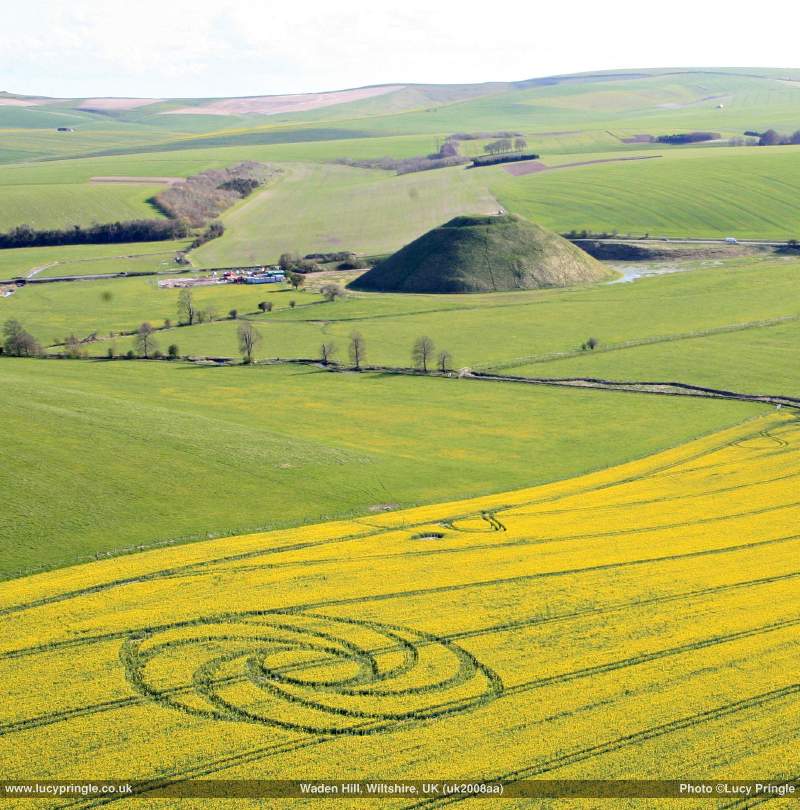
[2,0,799,97]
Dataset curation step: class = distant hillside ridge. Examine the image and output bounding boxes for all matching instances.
[350,214,611,293]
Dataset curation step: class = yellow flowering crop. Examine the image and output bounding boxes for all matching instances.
[1,412,798,807]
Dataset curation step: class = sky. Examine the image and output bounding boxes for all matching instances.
[3,0,799,98]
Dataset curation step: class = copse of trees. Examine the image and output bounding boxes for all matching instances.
[2,319,41,356]
[300,251,366,270]
[485,136,531,155]
[217,177,261,196]
[655,132,720,145]
[285,271,305,291]
[756,129,800,146]
[189,220,225,250]
[0,219,189,250]
[320,283,345,302]
[471,152,540,168]
[280,253,321,276]
[152,162,275,227]
[304,251,356,263]
[485,138,513,155]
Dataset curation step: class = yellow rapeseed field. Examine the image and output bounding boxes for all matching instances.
[1,412,799,808]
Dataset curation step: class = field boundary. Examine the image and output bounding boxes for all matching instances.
[474,314,799,372]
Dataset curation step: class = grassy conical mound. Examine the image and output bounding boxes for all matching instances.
[350,214,611,293]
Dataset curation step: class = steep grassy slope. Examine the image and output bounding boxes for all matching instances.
[351,214,610,293]
[192,163,499,266]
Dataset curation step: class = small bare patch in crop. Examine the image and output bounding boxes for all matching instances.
[410,531,446,540]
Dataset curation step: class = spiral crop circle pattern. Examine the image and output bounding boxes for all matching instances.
[121,611,503,735]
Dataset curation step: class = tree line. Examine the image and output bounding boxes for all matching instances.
[484,137,528,155]
[654,132,720,145]
[0,219,190,250]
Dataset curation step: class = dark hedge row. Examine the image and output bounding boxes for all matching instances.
[0,219,190,249]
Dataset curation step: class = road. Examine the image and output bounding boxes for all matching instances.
[572,237,790,247]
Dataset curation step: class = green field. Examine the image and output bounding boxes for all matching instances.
[5,254,799,394]
[3,66,800,580]
[1,274,304,342]
[0,182,166,230]
[9,255,788,380]
[0,240,192,280]
[0,358,758,579]
[504,317,800,397]
[491,145,800,239]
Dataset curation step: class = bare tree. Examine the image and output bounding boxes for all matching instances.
[349,331,366,370]
[513,136,527,151]
[412,335,435,372]
[320,282,345,302]
[63,334,83,359]
[320,341,337,365]
[134,322,158,358]
[437,349,453,373]
[237,321,262,364]
[178,288,196,326]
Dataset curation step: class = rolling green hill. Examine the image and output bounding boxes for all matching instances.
[491,145,800,239]
[3,67,800,243]
[351,214,610,293]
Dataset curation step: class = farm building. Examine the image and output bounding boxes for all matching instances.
[245,271,285,284]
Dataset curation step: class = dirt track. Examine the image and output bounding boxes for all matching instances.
[504,155,662,176]
[90,176,182,185]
